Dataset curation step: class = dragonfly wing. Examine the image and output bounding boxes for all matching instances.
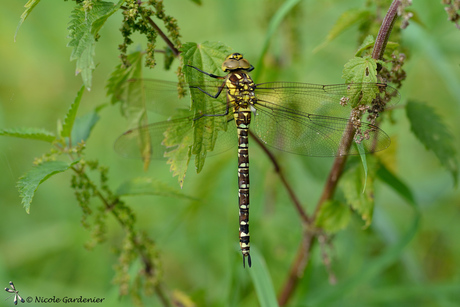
[117,78,228,116]
[114,108,236,160]
[252,82,396,156]
[254,82,399,117]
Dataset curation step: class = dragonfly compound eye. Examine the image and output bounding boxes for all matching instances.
[222,53,253,72]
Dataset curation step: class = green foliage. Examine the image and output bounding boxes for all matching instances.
[377,162,416,207]
[406,100,459,185]
[116,177,195,199]
[315,200,351,233]
[341,157,377,227]
[15,0,41,41]
[71,109,101,146]
[162,41,231,185]
[342,56,379,106]
[306,210,421,306]
[4,1,460,306]
[68,1,123,89]
[248,248,279,307]
[0,127,55,142]
[107,51,145,107]
[62,86,85,139]
[18,160,79,214]
[313,8,371,53]
[118,0,182,68]
[252,0,301,79]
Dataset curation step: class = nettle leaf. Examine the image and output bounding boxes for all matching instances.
[17,160,79,214]
[68,1,122,89]
[0,127,55,143]
[91,0,124,35]
[62,86,85,139]
[163,109,193,187]
[107,51,144,107]
[116,177,195,200]
[406,100,458,185]
[342,56,379,107]
[341,157,377,227]
[15,0,41,41]
[315,200,351,233]
[71,109,101,146]
[355,35,375,57]
[161,41,231,185]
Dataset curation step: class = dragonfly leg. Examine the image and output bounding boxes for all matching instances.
[186,64,225,80]
[192,82,226,99]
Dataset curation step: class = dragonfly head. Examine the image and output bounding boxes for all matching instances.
[222,53,254,72]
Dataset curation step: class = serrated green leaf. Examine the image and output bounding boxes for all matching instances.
[377,162,416,207]
[313,9,371,53]
[406,100,458,185]
[15,0,41,41]
[248,247,279,307]
[71,109,101,145]
[342,57,379,107]
[116,177,195,200]
[355,35,375,57]
[107,51,144,111]
[342,56,378,84]
[315,200,351,233]
[62,86,85,139]
[68,1,121,89]
[0,127,55,143]
[91,0,124,35]
[165,42,231,180]
[17,160,79,213]
[163,110,194,187]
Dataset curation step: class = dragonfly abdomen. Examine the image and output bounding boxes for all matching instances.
[236,110,252,267]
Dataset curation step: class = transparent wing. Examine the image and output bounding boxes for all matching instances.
[114,78,237,160]
[115,78,229,116]
[252,82,400,156]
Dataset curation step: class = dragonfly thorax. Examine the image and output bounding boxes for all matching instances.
[226,72,256,110]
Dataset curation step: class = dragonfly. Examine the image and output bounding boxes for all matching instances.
[4,281,25,305]
[114,53,399,267]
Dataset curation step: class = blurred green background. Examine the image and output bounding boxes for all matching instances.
[1,0,459,306]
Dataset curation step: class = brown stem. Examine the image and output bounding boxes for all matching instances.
[120,5,180,56]
[277,1,401,305]
[143,16,180,56]
[278,228,316,306]
[372,0,401,61]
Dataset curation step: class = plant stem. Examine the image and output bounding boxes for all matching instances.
[372,0,401,61]
[277,1,401,305]
[120,5,180,56]
[71,164,170,307]
[142,15,180,56]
